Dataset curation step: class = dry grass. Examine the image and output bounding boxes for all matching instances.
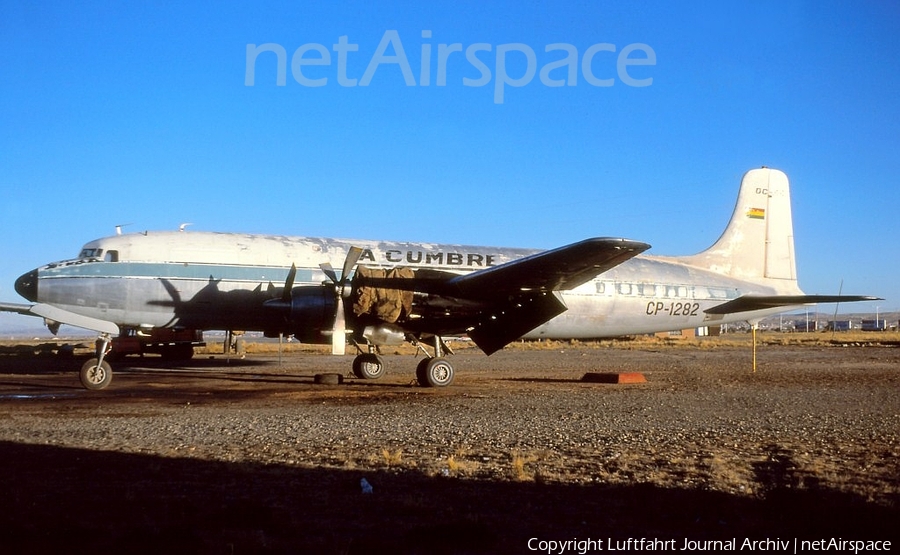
[380,448,403,467]
[509,451,538,481]
[505,330,900,350]
[5,330,895,358]
[188,330,900,357]
[445,455,465,475]
[441,446,478,477]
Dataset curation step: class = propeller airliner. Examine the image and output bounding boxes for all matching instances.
[0,168,878,390]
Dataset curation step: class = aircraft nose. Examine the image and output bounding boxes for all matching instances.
[15,269,38,302]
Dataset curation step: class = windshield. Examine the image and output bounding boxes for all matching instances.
[78,248,103,259]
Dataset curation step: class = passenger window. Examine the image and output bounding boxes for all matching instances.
[640,284,658,297]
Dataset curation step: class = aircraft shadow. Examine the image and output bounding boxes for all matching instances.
[0,441,895,554]
[0,351,422,401]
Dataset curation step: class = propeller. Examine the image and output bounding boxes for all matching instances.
[282,263,297,302]
[320,247,363,355]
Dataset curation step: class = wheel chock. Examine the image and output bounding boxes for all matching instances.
[581,372,647,384]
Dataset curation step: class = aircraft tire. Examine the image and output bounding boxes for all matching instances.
[352,353,385,380]
[418,357,454,388]
[415,358,430,385]
[80,358,112,390]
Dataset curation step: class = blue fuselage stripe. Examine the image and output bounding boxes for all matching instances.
[40,262,313,284]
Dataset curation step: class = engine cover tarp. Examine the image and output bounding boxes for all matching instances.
[352,267,415,323]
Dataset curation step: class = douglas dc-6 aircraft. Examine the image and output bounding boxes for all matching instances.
[0,168,878,390]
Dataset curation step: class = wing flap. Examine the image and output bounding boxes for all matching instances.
[467,291,568,355]
[705,294,881,315]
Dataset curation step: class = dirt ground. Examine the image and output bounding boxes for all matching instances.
[0,337,897,554]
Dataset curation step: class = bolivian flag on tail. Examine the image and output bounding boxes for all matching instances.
[746,207,765,220]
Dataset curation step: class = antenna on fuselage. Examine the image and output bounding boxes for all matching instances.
[179,223,193,232]
[115,223,133,235]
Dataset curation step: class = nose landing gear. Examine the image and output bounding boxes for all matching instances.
[80,334,113,390]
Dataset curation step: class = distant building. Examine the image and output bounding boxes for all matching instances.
[861,319,887,332]
[826,320,852,332]
[793,319,820,332]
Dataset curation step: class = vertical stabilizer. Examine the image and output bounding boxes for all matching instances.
[681,168,798,286]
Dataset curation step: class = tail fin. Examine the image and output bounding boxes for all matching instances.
[681,168,800,290]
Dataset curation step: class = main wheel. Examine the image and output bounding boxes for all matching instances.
[352,353,385,379]
[80,358,112,390]
[417,357,454,388]
[415,358,430,384]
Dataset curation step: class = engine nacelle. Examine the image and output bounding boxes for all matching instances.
[361,323,407,346]
[289,286,336,342]
[264,286,336,343]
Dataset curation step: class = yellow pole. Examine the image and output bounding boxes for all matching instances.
[752,325,757,373]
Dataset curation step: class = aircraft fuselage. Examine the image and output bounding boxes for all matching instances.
[17,230,794,340]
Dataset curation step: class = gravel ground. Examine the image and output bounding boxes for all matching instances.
[0,341,897,553]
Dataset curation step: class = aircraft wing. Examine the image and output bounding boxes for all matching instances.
[0,302,120,335]
[0,302,34,316]
[705,294,882,315]
[352,238,649,354]
[443,237,650,354]
[448,237,651,298]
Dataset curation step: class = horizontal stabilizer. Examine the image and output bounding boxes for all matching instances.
[0,302,119,335]
[705,295,882,315]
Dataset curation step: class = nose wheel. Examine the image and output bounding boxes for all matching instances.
[80,359,112,390]
[80,333,113,390]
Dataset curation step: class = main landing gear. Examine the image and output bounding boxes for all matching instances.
[416,357,454,388]
[80,333,113,390]
[415,336,455,387]
[350,336,455,387]
[352,350,386,380]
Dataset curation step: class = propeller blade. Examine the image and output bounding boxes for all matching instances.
[320,262,338,284]
[332,296,346,355]
[281,264,297,302]
[340,247,364,286]
[317,247,362,355]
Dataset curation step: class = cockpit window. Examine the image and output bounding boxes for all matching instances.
[79,248,103,259]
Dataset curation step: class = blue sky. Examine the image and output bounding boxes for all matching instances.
[2,1,898,333]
